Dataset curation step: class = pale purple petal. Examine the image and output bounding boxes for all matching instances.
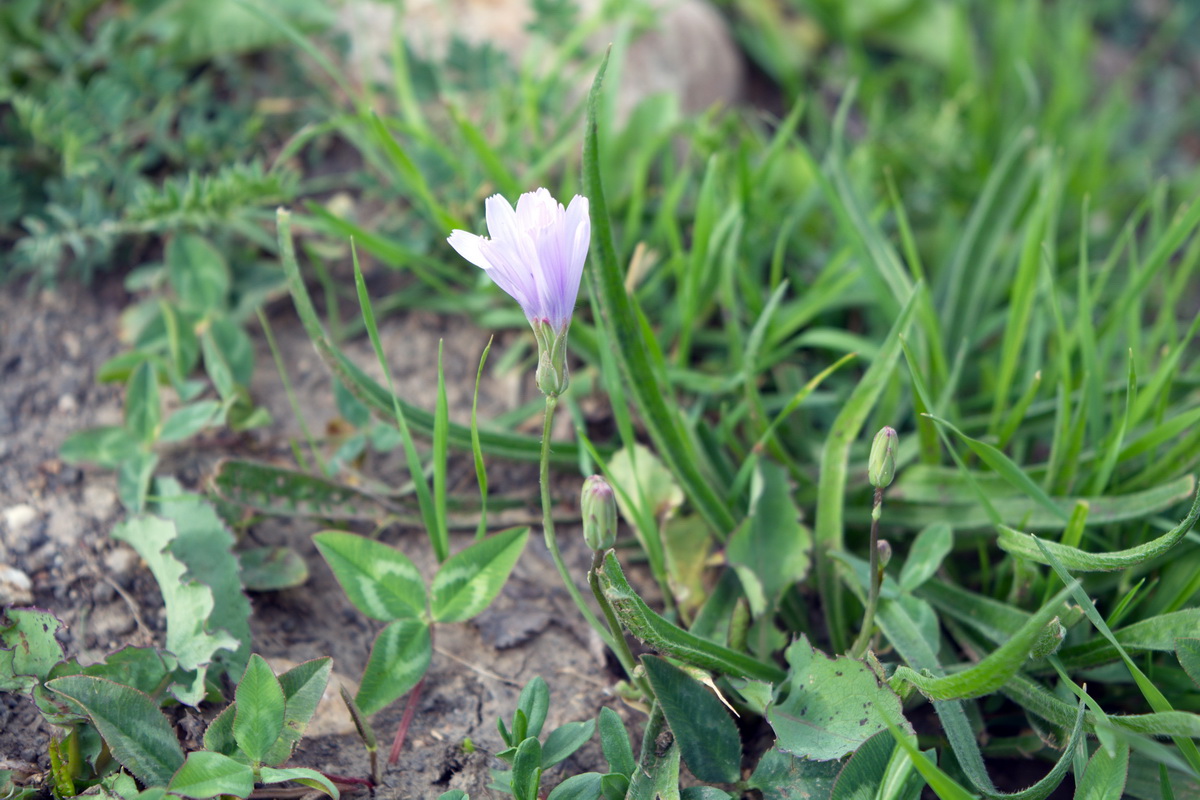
[446,230,492,271]
[449,188,590,332]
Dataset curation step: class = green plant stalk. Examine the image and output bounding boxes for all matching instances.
[540,396,616,653]
[589,550,652,698]
[849,487,884,659]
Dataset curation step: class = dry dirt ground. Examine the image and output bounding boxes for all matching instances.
[0,272,636,797]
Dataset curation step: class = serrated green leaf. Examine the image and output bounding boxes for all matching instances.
[0,608,64,693]
[356,619,431,715]
[898,523,952,592]
[153,480,252,680]
[233,654,285,764]
[997,485,1200,570]
[111,516,239,705]
[238,546,309,591]
[748,746,840,800]
[431,527,528,623]
[259,766,340,799]
[769,636,913,761]
[642,656,740,783]
[46,675,184,786]
[168,751,254,799]
[313,531,426,621]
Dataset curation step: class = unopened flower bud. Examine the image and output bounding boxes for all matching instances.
[1030,616,1066,659]
[876,540,892,569]
[581,475,617,551]
[868,427,898,488]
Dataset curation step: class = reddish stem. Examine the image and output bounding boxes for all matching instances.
[388,674,427,764]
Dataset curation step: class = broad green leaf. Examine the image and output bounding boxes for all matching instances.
[238,546,309,591]
[167,235,231,313]
[889,586,1072,700]
[118,449,158,513]
[516,677,550,740]
[437,792,469,800]
[356,619,431,715]
[259,766,340,799]
[626,708,682,800]
[542,720,597,770]
[0,609,64,693]
[1177,639,1200,688]
[233,654,285,764]
[125,361,161,444]
[262,657,333,766]
[546,773,602,800]
[60,425,140,468]
[726,461,811,617]
[430,527,528,623]
[153,480,252,679]
[111,516,239,705]
[511,737,543,800]
[607,443,685,531]
[203,704,238,757]
[898,523,952,592]
[599,707,635,778]
[880,714,978,800]
[313,532,426,621]
[168,751,254,799]
[642,656,740,784]
[679,790,735,800]
[828,732,894,800]
[46,676,184,786]
[1073,741,1129,800]
[769,636,913,761]
[159,401,222,443]
[80,647,176,698]
[997,485,1200,570]
[212,459,388,519]
[599,552,785,682]
[208,317,254,386]
[747,746,840,800]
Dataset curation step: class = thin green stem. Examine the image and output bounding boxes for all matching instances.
[850,487,884,658]
[590,550,653,697]
[540,395,617,651]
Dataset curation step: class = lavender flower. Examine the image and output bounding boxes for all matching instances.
[448,188,590,396]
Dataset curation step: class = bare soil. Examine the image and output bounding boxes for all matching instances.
[0,273,633,797]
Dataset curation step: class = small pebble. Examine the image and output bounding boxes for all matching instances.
[2,504,38,533]
[83,486,119,521]
[0,564,34,606]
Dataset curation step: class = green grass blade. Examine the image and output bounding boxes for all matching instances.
[997,482,1199,570]
[350,241,445,562]
[582,49,736,538]
[471,338,493,540]
[432,340,450,562]
[277,209,585,464]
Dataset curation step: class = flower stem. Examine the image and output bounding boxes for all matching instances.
[850,487,884,659]
[540,395,617,653]
[590,551,653,699]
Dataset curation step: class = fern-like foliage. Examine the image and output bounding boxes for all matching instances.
[0,0,324,283]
